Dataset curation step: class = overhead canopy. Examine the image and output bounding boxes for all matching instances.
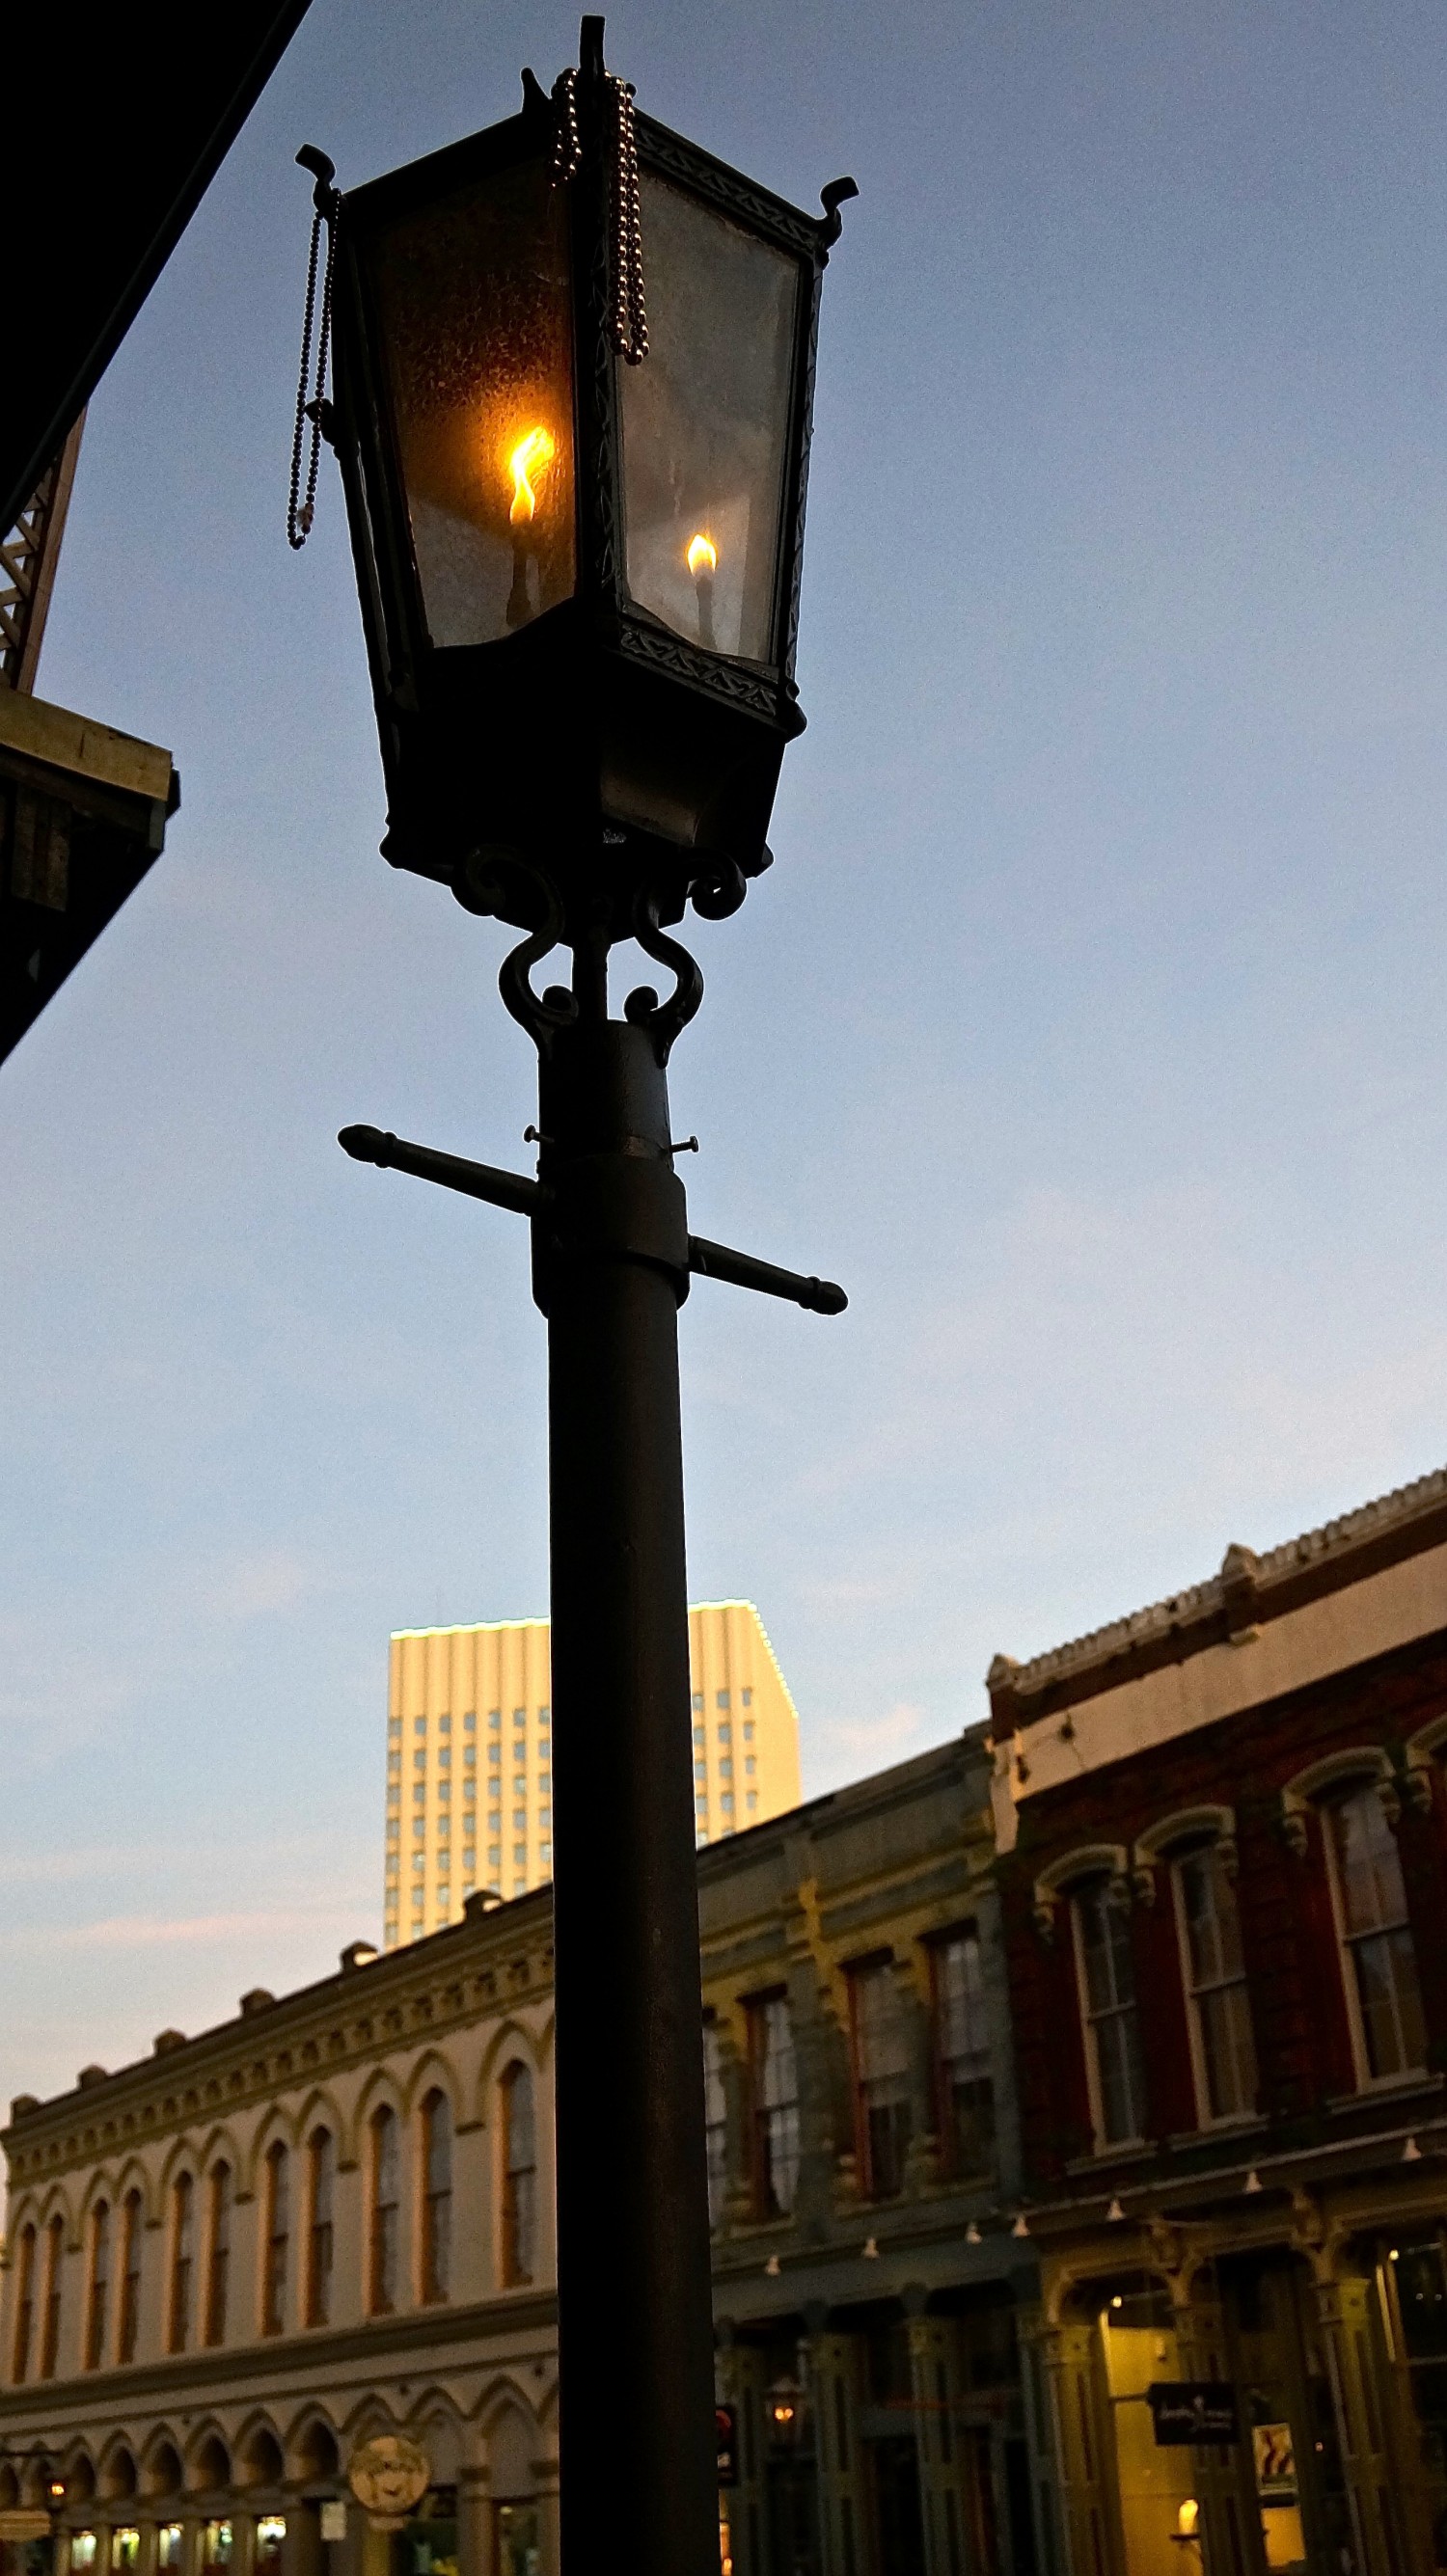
[3,1,315,530]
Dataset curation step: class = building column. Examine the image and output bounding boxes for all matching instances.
[903,2304,972,2576]
[1312,2271,1410,2576]
[456,2467,491,2576]
[717,2338,769,2576]
[1171,2274,1257,2576]
[805,2325,875,2576]
[531,2450,558,2576]
[1034,2315,1122,2576]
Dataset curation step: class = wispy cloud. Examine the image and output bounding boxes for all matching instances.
[833,1700,925,1760]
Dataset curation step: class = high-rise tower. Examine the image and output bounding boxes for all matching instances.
[384,1600,803,1947]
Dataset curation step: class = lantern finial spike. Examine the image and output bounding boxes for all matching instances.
[581,15,607,81]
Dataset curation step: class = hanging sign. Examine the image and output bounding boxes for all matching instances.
[1146,2381,1239,2446]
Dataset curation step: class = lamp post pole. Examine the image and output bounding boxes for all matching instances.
[539,1007,716,2576]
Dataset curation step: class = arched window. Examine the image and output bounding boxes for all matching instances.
[261,2144,288,2336]
[1071,1878,1147,2148]
[12,2225,35,2384]
[118,2192,142,2365]
[1325,1784,1426,2082]
[1171,1840,1257,2124]
[205,2165,231,2346]
[40,2213,63,2379]
[168,2175,194,2354]
[85,2201,110,2370]
[369,2107,399,2315]
[421,2092,452,2303]
[501,2065,536,2288]
[306,2130,334,2327]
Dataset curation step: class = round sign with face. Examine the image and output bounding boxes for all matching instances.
[347,2436,430,2519]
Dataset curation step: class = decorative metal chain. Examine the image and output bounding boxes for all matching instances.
[551,66,582,184]
[606,76,647,365]
[552,65,647,365]
[287,200,335,549]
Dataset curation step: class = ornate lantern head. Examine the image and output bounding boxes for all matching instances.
[314,16,854,965]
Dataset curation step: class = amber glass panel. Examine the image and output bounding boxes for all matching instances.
[620,176,799,664]
[370,157,575,647]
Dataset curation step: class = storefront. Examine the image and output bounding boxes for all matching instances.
[1038,2223,1447,2576]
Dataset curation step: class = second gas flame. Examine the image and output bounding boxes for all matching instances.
[687,533,718,577]
[508,427,556,526]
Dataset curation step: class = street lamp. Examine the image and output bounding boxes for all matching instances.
[296,23,853,2576]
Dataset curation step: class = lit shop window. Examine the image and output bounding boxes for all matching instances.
[114,2535,140,2573]
[256,2518,287,2576]
[159,2531,184,2570]
[71,2539,97,2571]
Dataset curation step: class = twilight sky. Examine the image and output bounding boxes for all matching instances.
[6,0,1447,2102]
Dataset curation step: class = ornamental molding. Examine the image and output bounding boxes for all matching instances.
[1132,1805,1239,1905]
[1405,1714,1447,1812]
[1280,1747,1398,1855]
[1032,1843,1130,1941]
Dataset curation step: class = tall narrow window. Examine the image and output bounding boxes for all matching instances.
[169,2174,194,2355]
[703,2022,728,2230]
[851,1960,913,2200]
[306,2132,334,2327]
[932,1929,996,2177]
[1173,1843,1257,2124]
[205,2165,231,2346]
[12,2224,35,2384]
[262,2143,288,2336]
[421,2093,452,2303]
[501,2065,536,2287]
[40,2214,63,2378]
[1326,1786,1427,2082]
[1072,1879,1148,2148]
[369,2107,399,2315]
[85,2201,110,2370]
[748,1994,800,2218]
[118,2192,142,2365]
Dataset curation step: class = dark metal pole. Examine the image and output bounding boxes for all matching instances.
[534,1011,718,2576]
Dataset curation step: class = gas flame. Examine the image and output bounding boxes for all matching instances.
[508,427,555,526]
[687,532,718,577]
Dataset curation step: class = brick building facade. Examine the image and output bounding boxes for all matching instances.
[988,1466,1447,2576]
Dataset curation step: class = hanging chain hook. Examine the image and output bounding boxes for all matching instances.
[287,147,338,551]
[551,60,646,365]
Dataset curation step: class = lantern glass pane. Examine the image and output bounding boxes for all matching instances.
[369,158,575,648]
[620,176,799,665]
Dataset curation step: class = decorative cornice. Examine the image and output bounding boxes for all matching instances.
[989,1464,1447,1721]
[4,1896,555,2171]
[0,2289,559,2422]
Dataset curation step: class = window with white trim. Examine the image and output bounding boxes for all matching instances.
[1324,1783,1426,2083]
[1071,1878,1147,2147]
[1172,1841,1257,2124]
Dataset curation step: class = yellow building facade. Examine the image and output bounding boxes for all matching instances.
[384,1601,802,1948]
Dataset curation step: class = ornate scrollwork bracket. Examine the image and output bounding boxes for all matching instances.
[622,882,704,1064]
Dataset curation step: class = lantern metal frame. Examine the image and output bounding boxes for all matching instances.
[314,17,854,981]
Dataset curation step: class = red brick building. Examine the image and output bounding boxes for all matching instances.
[988,1467,1447,2576]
